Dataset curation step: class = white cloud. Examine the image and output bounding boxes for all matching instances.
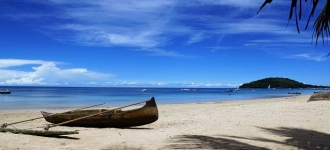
[0,57,241,86]
[181,82,240,87]
[103,81,239,87]
[1,0,283,57]
[0,59,49,68]
[284,53,328,61]
[187,32,208,45]
[1,0,324,61]
[176,0,266,8]
[0,59,113,85]
[137,48,198,58]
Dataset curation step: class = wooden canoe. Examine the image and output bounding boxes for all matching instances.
[41,97,159,128]
[0,128,78,136]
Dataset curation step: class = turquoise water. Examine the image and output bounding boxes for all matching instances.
[0,86,327,111]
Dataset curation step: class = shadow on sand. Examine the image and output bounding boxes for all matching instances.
[40,135,80,140]
[164,127,330,150]
[249,127,329,150]
[165,135,269,150]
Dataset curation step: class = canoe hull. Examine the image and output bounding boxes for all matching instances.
[41,97,158,128]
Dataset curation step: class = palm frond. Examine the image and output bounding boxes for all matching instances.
[312,0,330,45]
[257,0,273,14]
[304,0,319,30]
[258,0,330,46]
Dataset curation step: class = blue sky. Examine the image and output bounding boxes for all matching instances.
[0,0,329,87]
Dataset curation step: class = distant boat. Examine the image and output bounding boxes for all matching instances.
[141,89,148,92]
[0,89,11,94]
[288,92,301,94]
[234,88,240,91]
[268,84,270,89]
[192,89,199,92]
[225,89,233,92]
[180,89,190,91]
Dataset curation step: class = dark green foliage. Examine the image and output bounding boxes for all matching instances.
[258,0,328,46]
[239,77,329,88]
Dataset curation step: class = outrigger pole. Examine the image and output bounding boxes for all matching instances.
[0,103,105,129]
[43,99,150,130]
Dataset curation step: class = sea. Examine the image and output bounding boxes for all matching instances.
[0,86,328,112]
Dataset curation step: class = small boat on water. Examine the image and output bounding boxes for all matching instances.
[181,88,190,91]
[141,89,148,92]
[192,89,199,92]
[225,89,233,92]
[41,97,159,128]
[0,89,11,94]
[288,92,301,94]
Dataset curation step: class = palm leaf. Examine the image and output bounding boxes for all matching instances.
[258,0,330,46]
[312,0,330,45]
[304,0,319,30]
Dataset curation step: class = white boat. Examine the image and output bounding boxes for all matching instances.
[0,89,11,94]
[268,84,270,89]
[180,89,190,91]
[192,89,199,92]
[141,89,147,92]
[235,88,240,91]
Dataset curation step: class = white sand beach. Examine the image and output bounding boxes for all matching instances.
[0,95,329,150]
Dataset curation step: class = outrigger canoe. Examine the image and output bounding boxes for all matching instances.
[41,97,159,128]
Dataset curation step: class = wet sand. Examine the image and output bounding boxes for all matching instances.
[0,95,329,150]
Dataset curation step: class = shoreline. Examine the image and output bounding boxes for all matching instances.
[0,94,309,114]
[1,94,330,149]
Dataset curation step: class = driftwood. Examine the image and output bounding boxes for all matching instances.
[308,92,330,102]
[0,128,78,136]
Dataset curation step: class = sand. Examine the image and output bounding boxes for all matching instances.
[0,95,329,150]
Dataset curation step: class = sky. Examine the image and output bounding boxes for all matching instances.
[0,0,329,87]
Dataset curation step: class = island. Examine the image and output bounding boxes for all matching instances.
[239,77,330,89]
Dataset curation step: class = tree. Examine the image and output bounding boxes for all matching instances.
[258,0,330,56]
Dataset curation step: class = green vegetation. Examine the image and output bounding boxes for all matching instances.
[239,77,330,89]
[258,1,330,49]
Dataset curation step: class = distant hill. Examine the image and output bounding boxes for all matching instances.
[239,77,329,88]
